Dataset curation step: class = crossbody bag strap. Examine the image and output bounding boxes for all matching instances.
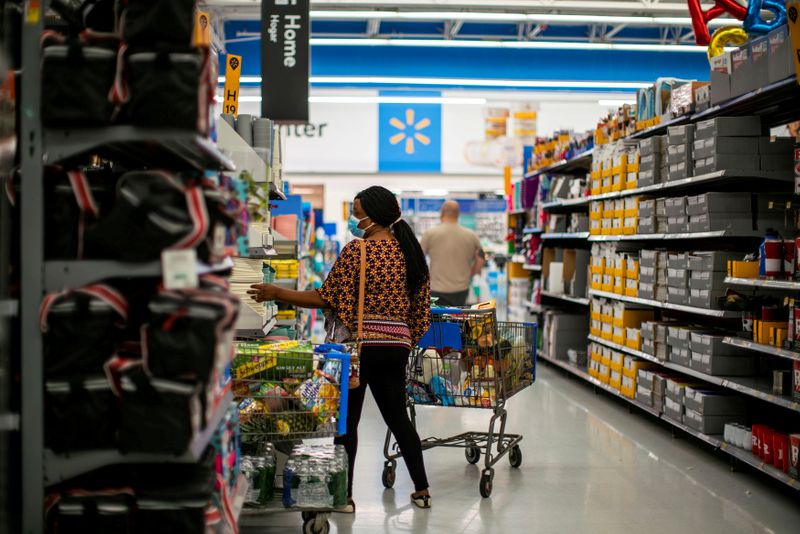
[356,239,367,343]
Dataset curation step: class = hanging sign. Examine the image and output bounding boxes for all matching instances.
[788,1,800,85]
[261,0,310,123]
[223,54,242,117]
[194,10,212,47]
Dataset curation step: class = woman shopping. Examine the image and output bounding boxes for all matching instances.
[248,186,432,512]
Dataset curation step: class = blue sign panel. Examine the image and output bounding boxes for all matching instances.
[378,91,442,173]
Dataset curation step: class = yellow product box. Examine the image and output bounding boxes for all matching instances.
[604,262,614,276]
[771,327,788,348]
[601,218,613,235]
[602,177,613,193]
[623,219,637,234]
[728,260,759,279]
[609,369,623,391]
[591,183,602,196]
[590,256,605,274]
[755,320,786,345]
[590,205,603,221]
[614,198,625,218]
[588,360,600,378]
[613,307,655,328]
[590,346,603,362]
[625,177,638,190]
[601,302,614,323]
[612,172,624,192]
[625,259,639,280]
[591,272,603,289]
[611,217,623,235]
[614,257,625,275]
[622,356,656,379]
[614,279,624,296]
[590,218,602,235]
[612,326,625,345]
[610,350,624,372]
[590,320,602,337]
[601,322,613,341]
[624,278,638,297]
[590,304,601,321]
[598,364,611,384]
[621,375,636,399]
[625,328,641,351]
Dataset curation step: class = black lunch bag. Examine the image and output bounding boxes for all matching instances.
[119,0,197,47]
[45,375,119,453]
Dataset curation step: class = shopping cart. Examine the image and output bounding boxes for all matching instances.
[382,307,537,498]
[232,343,351,534]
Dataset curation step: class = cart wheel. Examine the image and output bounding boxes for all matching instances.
[301,512,314,522]
[302,517,330,534]
[509,445,522,468]
[381,462,396,489]
[465,444,481,465]
[479,471,493,498]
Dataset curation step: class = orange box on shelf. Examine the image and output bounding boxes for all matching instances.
[609,369,623,391]
[601,323,613,341]
[613,308,655,328]
[612,327,626,347]
[755,320,786,345]
[622,357,655,379]
[771,327,788,348]
[728,260,759,279]
[621,375,636,399]
[598,364,611,384]
[610,351,624,371]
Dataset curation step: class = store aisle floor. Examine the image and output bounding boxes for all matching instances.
[241,365,800,534]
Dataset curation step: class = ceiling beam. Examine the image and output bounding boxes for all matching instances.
[445,20,464,40]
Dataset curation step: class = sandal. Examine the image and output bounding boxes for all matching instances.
[411,494,432,509]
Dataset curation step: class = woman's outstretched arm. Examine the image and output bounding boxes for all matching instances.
[248,284,327,309]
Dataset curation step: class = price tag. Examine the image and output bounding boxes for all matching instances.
[223,54,242,117]
[162,249,199,290]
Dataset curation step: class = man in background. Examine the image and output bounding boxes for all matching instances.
[421,200,486,306]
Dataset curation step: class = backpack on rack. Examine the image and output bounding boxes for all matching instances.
[142,286,239,382]
[118,0,197,47]
[40,283,128,377]
[110,361,203,455]
[44,375,119,453]
[84,170,210,262]
[41,31,119,127]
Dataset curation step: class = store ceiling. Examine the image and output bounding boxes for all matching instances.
[202,0,734,46]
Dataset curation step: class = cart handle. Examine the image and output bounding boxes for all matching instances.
[320,350,351,436]
[430,307,464,315]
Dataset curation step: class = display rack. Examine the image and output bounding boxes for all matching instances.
[539,351,799,491]
[588,289,742,319]
[540,291,589,306]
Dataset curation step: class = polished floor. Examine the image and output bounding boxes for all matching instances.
[241,364,800,533]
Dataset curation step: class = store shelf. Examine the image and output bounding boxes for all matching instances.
[588,289,742,318]
[43,127,235,171]
[525,148,594,179]
[0,412,19,432]
[43,389,235,485]
[542,197,591,211]
[587,170,793,204]
[275,318,298,327]
[692,75,800,126]
[0,299,17,318]
[541,232,590,240]
[629,115,691,140]
[723,336,800,363]
[522,227,543,234]
[43,257,235,292]
[236,304,277,339]
[589,230,762,242]
[725,277,800,291]
[541,291,589,306]
[523,264,542,272]
[588,335,800,413]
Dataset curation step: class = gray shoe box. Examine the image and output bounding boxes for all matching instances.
[667,124,695,146]
[636,385,654,407]
[664,397,684,423]
[637,369,655,390]
[688,251,743,272]
[670,346,691,368]
[667,325,692,349]
[690,351,755,376]
[667,267,688,287]
[638,282,655,301]
[688,270,727,291]
[761,153,794,172]
[667,285,688,305]
[731,46,754,98]
[768,26,795,83]
[693,153,760,175]
[639,266,656,285]
[684,408,744,435]
[689,288,727,309]
[686,192,752,215]
[668,161,689,181]
[759,136,795,154]
[689,332,750,357]
[639,135,665,157]
[637,169,659,187]
[667,253,688,270]
[667,216,689,233]
[695,116,762,139]
[640,153,661,171]
[638,216,657,234]
[710,53,732,106]
[693,136,757,160]
[639,199,656,218]
[688,213,754,233]
[665,197,687,217]
[642,337,655,355]
[667,143,692,162]
[656,198,667,217]
[684,386,747,415]
[749,36,770,94]
[639,250,661,268]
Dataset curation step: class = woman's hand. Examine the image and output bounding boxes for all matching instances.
[248,283,280,303]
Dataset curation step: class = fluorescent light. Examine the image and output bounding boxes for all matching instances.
[308,10,740,28]
[308,77,651,90]
[598,99,636,106]
[422,189,449,197]
[220,95,488,105]
[308,38,713,53]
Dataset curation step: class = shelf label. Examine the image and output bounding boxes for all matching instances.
[223,54,242,117]
[162,249,199,290]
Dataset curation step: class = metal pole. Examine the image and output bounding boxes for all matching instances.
[20,1,45,532]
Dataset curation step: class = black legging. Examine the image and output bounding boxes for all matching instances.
[334,345,429,497]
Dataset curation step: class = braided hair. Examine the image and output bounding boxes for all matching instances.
[355,186,430,294]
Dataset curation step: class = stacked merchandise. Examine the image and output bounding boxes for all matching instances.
[723,424,800,480]
[638,136,667,187]
[587,342,655,399]
[589,244,640,298]
[219,113,284,195]
[35,3,247,532]
[508,277,531,323]
[529,130,593,172]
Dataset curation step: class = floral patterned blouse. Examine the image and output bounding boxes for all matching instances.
[317,239,431,347]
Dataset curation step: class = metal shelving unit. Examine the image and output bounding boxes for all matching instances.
[723,336,800,363]
[541,349,799,490]
[541,232,591,240]
[524,148,594,178]
[589,230,764,242]
[588,335,800,412]
[588,289,742,318]
[725,277,800,291]
[541,197,590,210]
[540,291,589,306]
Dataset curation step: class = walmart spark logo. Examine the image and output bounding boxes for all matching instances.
[379,95,441,173]
[389,109,432,155]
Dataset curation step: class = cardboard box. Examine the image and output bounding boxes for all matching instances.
[693,153,760,175]
[621,375,636,399]
[636,384,654,407]
[690,332,749,356]
[638,216,657,234]
[668,161,689,181]
[688,270,727,291]
[667,216,689,233]
[793,361,800,402]
[623,356,654,379]
[749,36,770,93]
[669,346,691,367]
[666,378,704,402]
[768,26,795,83]
[695,116,762,139]
[693,136,758,160]
[690,351,755,376]
[610,351,625,372]
[667,267,689,287]
[684,408,743,435]
[728,260,759,278]
[667,124,695,146]
[667,325,692,349]
[684,386,746,415]
[710,53,732,105]
[688,288,727,309]
[688,251,743,272]
[761,152,795,171]
[687,212,754,234]
[667,285,689,305]
[730,46,753,97]
[665,197,687,218]
[638,199,656,218]
[759,136,795,155]
[638,369,655,389]
[639,136,665,157]
[664,396,684,422]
